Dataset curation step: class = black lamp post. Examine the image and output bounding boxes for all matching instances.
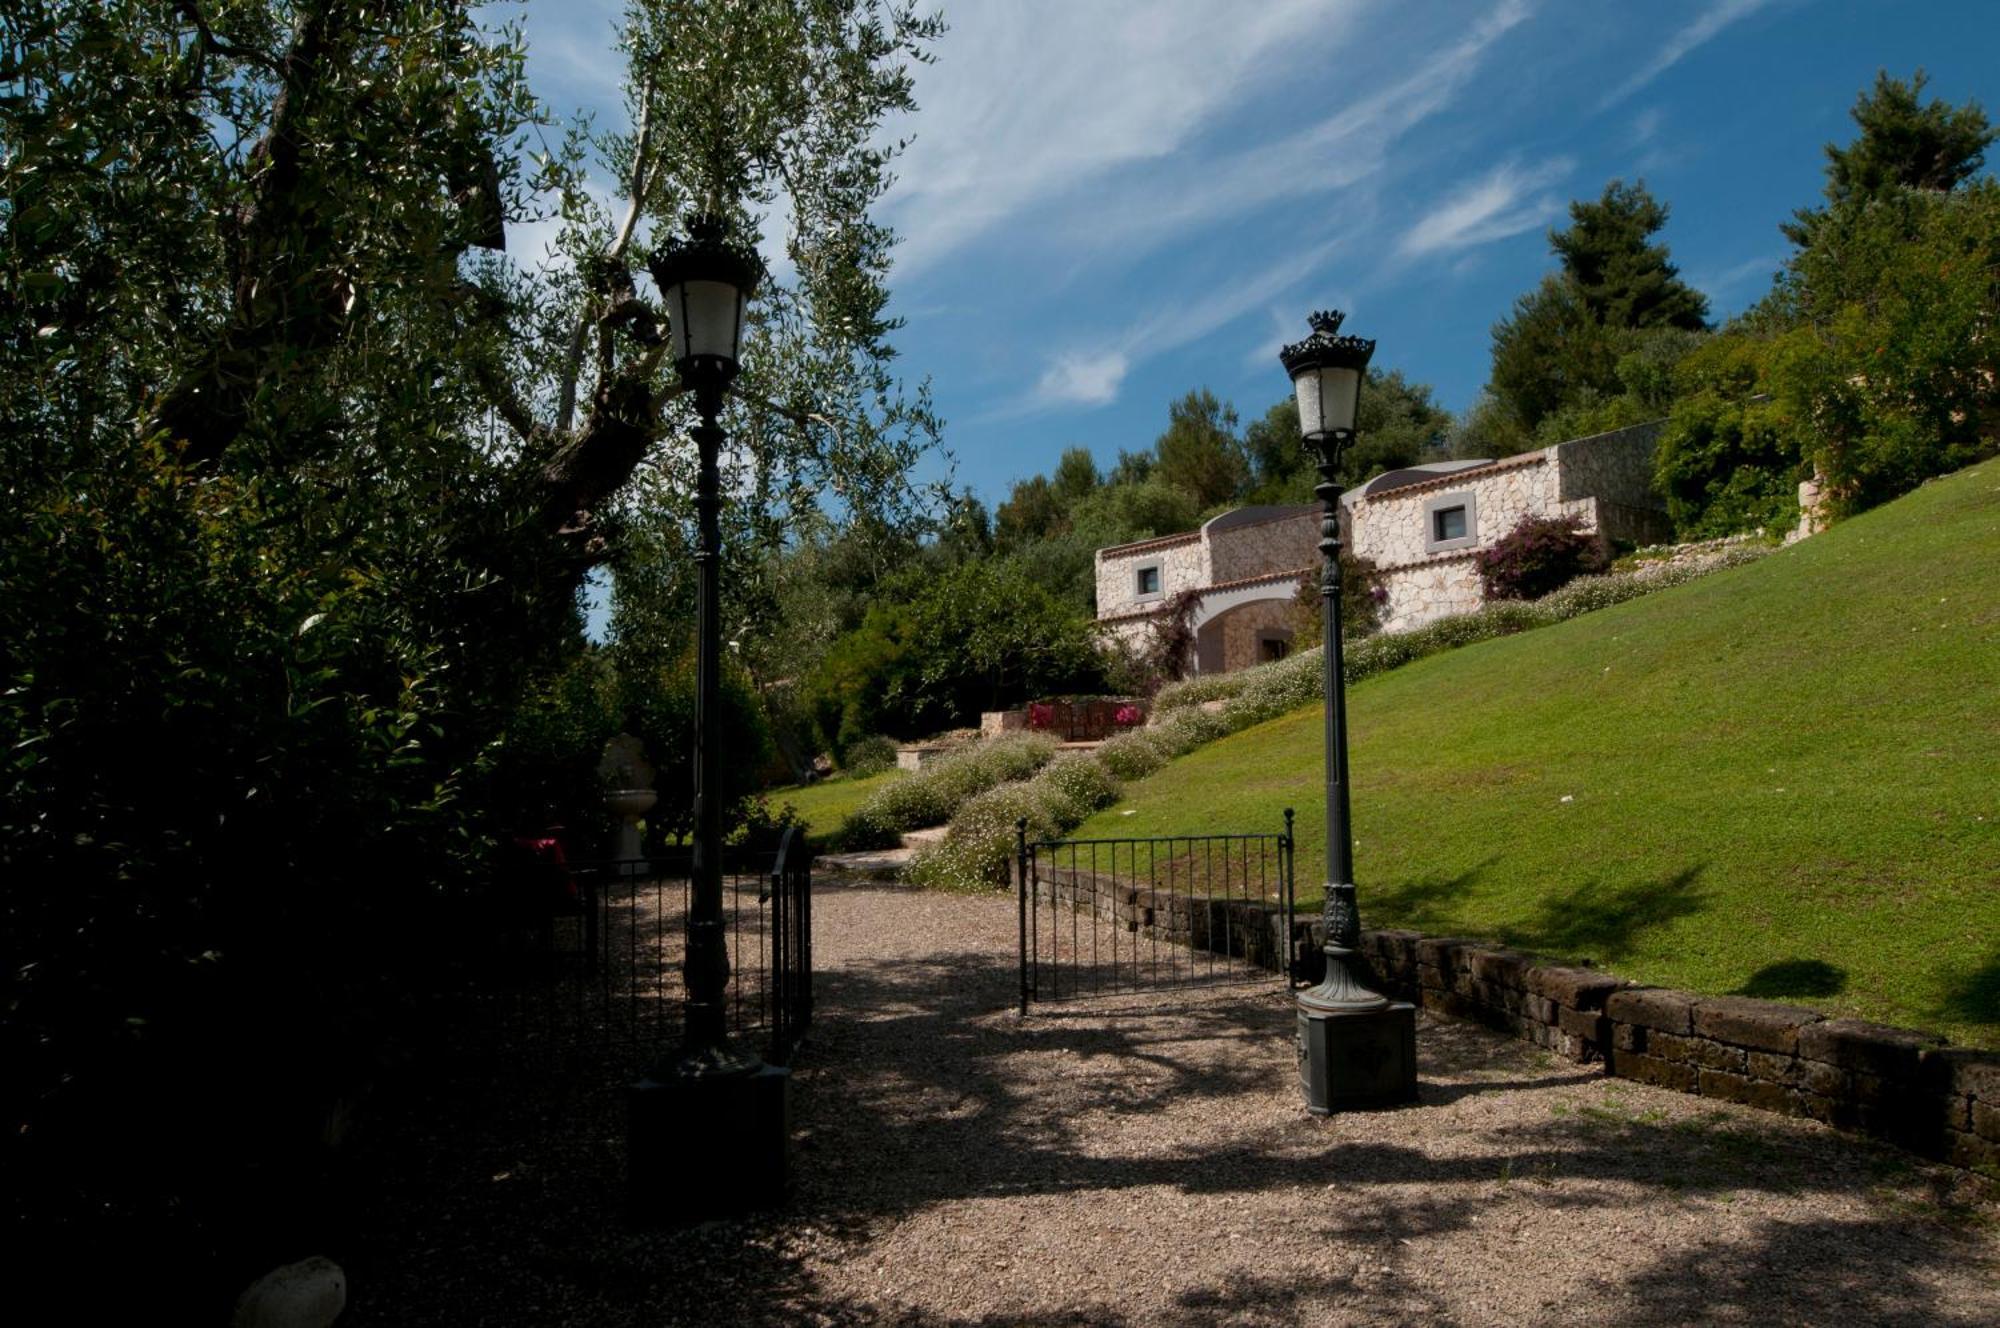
[1278,310,1418,1113]
[628,215,790,1219]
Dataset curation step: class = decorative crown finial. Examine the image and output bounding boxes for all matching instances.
[1278,308,1375,379]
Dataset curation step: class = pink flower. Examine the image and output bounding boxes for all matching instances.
[1113,704,1142,727]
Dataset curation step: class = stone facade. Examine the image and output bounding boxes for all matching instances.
[1200,597,1298,674]
[1095,507,1316,675]
[1093,420,1675,652]
[1352,420,1671,633]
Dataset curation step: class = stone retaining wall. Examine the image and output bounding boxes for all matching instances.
[1337,929,1999,1174]
[1028,864,1290,974]
[1025,864,2000,1172]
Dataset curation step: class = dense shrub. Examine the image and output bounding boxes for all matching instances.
[842,734,900,777]
[906,751,1121,892]
[838,732,1059,847]
[1155,543,1775,726]
[1033,752,1122,826]
[1475,514,1611,601]
[805,558,1109,746]
[1653,335,1804,537]
[905,784,1055,891]
[1095,726,1172,779]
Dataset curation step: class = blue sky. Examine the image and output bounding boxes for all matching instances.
[517,0,1998,510]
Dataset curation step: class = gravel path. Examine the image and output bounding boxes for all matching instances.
[343,872,2000,1327]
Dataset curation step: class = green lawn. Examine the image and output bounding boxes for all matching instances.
[1078,463,2000,1045]
[765,767,904,842]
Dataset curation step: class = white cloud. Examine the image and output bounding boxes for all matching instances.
[1025,235,1348,413]
[883,0,1534,278]
[1035,351,1131,408]
[1398,158,1572,258]
[1599,0,1774,111]
[1690,253,1780,297]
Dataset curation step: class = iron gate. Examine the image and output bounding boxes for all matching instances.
[462,826,814,1067]
[1016,814,1296,1013]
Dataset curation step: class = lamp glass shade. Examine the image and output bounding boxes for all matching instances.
[1294,363,1362,439]
[667,278,748,365]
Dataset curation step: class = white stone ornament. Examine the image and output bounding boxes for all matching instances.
[231,1257,346,1328]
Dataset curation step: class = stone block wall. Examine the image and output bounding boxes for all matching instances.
[1028,864,1289,974]
[1207,598,1297,672]
[1207,509,1320,584]
[1025,862,2000,1173]
[1375,552,1482,634]
[1314,926,2000,1173]
[1352,455,1557,569]
[1552,420,1664,512]
[1095,533,1204,620]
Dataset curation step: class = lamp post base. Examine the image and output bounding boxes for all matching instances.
[1297,999,1417,1114]
[627,1056,790,1223]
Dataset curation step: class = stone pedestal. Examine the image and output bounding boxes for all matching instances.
[627,1062,791,1222]
[605,787,655,861]
[1298,1001,1418,1114]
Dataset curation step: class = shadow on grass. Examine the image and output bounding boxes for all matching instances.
[1366,856,1498,932]
[1507,863,1708,964]
[1938,952,2000,1030]
[1374,860,1710,969]
[1737,957,1848,1000]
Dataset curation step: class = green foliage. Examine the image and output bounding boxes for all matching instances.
[1786,69,1995,247]
[483,655,621,841]
[0,0,941,1291]
[1287,555,1385,647]
[1654,334,1804,537]
[618,648,775,849]
[1154,388,1249,509]
[842,734,900,776]
[805,558,1109,745]
[1774,181,2000,515]
[1551,181,1711,331]
[1489,182,1709,439]
[841,733,1060,847]
[1475,514,1611,602]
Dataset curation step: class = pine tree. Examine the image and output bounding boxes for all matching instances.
[1784,70,1994,246]
[1488,181,1708,435]
[1551,181,1710,330]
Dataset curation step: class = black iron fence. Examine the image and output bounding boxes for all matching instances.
[450,827,813,1068]
[1016,816,1295,1012]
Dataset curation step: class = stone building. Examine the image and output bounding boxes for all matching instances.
[1093,420,1671,670]
[1095,506,1319,674]
[1346,420,1669,633]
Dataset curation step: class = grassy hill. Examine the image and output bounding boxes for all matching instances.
[768,767,903,840]
[1078,463,1999,1045]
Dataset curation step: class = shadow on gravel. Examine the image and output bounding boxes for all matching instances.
[786,947,1993,1325]
[338,883,1995,1327]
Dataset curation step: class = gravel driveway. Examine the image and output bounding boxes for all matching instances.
[343,871,2000,1326]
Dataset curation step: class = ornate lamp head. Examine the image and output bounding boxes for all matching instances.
[1279,310,1375,452]
[647,215,764,395]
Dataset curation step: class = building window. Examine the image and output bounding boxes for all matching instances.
[1423,491,1479,553]
[1259,635,1290,664]
[1134,563,1161,597]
